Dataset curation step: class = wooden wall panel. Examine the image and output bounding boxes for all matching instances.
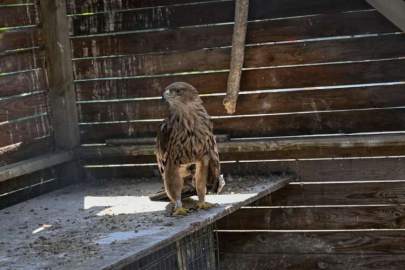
[218,231,405,254]
[216,206,405,230]
[0,92,49,122]
[0,49,46,73]
[0,166,59,210]
[78,84,405,122]
[219,254,405,270]
[0,115,52,148]
[69,0,371,36]
[84,157,405,182]
[71,11,398,58]
[0,27,43,53]
[0,69,48,97]
[80,108,405,143]
[0,137,54,167]
[0,5,40,28]
[73,35,405,79]
[252,182,405,206]
[76,59,405,101]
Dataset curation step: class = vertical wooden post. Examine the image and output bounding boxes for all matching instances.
[223,0,249,115]
[40,0,82,184]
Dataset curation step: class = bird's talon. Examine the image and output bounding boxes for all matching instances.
[196,202,216,210]
[173,207,190,216]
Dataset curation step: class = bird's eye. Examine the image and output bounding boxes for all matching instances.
[176,89,182,94]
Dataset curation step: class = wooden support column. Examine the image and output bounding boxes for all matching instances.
[40,0,82,184]
[366,0,405,32]
[223,0,249,115]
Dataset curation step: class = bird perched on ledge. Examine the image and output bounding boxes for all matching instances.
[154,82,224,216]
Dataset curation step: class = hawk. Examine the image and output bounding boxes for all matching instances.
[155,82,224,216]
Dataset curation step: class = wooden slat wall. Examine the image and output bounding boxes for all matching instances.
[69,0,405,144]
[66,0,405,267]
[0,2,58,204]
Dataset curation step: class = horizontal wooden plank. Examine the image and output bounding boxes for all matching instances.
[75,58,405,102]
[69,0,371,36]
[216,206,405,230]
[71,10,398,58]
[73,34,405,79]
[0,151,74,182]
[221,158,405,182]
[218,231,405,254]
[78,84,405,122]
[253,182,405,206]
[83,157,405,182]
[0,69,48,97]
[219,253,405,270]
[0,0,36,5]
[77,134,405,158]
[0,4,40,28]
[0,136,54,166]
[0,49,46,73]
[0,27,43,53]
[0,92,49,122]
[67,0,224,14]
[80,108,405,143]
[0,115,52,148]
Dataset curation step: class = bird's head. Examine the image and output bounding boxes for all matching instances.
[162,82,200,106]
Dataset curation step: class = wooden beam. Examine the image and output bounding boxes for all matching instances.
[40,0,80,149]
[366,0,405,32]
[76,134,405,158]
[223,0,249,114]
[0,151,74,183]
[40,0,82,184]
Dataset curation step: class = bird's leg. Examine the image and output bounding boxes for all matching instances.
[195,159,215,210]
[164,164,190,216]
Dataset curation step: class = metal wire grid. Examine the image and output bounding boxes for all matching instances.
[122,223,220,270]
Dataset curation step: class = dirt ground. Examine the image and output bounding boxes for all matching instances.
[0,174,290,270]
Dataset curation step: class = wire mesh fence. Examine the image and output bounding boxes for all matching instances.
[122,223,220,270]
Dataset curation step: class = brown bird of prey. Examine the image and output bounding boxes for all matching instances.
[155,82,224,216]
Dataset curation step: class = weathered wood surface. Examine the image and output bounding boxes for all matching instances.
[0,92,49,122]
[83,157,405,182]
[0,0,36,5]
[219,253,405,270]
[0,168,59,210]
[0,175,293,269]
[222,0,249,114]
[80,108,405,143]
[71,10,398,58]
[252,182,405,206]
[77,134,405,158]
[0,27,43,53]
[73,35,405,79]
[0,115,52,148]
[41,0,80,151]
[0,69,48,97]
[0,5,40,28]
[79,84,405,122]
[0,49,46,73]
[69,0,371,36]
[0,137,54,167]
[0,151,74,183]
[367,0,405,32]
[218,231,405,254]
[75,58,405,101]
[66,0,219,14]
[216,206,405,230]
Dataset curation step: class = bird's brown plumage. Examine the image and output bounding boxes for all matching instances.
[155,82,222,214]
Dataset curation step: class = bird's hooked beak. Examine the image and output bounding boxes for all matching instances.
[162,90,171,103]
